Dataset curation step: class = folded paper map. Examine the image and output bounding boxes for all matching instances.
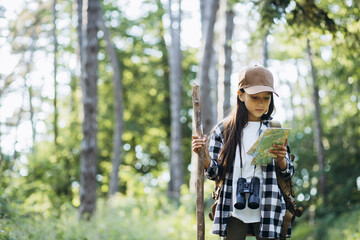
[248,128,291,165]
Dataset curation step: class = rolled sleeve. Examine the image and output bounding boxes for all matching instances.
[205,158,219,180]
[277,145,295,180]
[205,123,224,181]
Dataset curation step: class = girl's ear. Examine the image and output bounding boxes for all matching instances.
[238,91,245,102]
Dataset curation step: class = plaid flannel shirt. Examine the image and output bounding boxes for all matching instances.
[206,121,294,238]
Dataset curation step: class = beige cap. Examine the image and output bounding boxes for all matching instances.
[238,65,279,97]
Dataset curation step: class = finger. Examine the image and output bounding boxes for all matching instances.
[192,140,205,146]
[269,150,287,157]
[192,135,200,139]
[192,135,207,139]
[272,154,286,160]
[272,148,284,153]
[192,144,202,151]
[273,144,286,147]
[192,141,205,148]
[274,152,286,158]
[193,144,204,149]
[193,138,206,144]
[272,144,287,150]
[273,149,287,154]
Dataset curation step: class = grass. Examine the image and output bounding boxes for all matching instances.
[0,188,220,240]
[0,188,359,240]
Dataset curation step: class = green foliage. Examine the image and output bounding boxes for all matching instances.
[343,216,360,240]
[96,0,197,196]
[0,187,220,240]
[291,206,360,240]
[253,0,291,31]
[1,0,198,206]
[1,0,359,239]
[0,195,11,219]
[245,1,360,239]
[1,189,360,240]
[291,221,316,240]
[255,0,360,227]
[23,124,82,211]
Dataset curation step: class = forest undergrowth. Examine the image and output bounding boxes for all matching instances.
[0,186,359,240]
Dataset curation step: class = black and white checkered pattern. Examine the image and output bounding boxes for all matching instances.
[205,121,294,238]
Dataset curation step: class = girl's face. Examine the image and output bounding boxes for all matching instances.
[238,91,272,121]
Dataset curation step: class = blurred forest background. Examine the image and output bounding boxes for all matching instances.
[0,0,359,239]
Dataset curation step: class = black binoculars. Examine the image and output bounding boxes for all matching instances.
[234,177,260,210]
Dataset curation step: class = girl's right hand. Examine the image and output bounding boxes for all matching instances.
[192,135,207,154]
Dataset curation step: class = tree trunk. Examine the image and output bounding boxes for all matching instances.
[190,0,219,194]
[10,89,26,185]
[223,2,234,118]
[73,0,83,116]
[210,51,218,122]
[306,37,327,200]
[167,0,183,199]
[262,31,269,68]
[199,0,219,134]
[98,4,124,197]
[25,30,37,152]
[217,0,234,127]
[53,0,58,147]
[77,0,83,55]
[79,0,99,219]
[27,74,36,152]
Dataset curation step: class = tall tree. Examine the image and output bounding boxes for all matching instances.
[217,0,234,120]
[167,0,183,199]
[222,1,234,118]
[26,31,37,152]
[306,37,327,200]
[97,3,124,197]
[53,0,58,147]
[190,0,219,193]
[79,0,100,219]
[262,31,269,68]
[199,0,219,133]
[189,0,219,193]
[76,0,83,54]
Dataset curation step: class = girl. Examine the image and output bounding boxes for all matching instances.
[192,65,294,240]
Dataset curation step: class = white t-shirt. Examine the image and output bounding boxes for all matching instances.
[231,121,266,223]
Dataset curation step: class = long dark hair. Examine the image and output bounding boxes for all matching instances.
[216,89,274,184]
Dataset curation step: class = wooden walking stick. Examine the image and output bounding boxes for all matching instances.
[192,84,205,240]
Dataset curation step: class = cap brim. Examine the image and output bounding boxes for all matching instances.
[244,86,279,97]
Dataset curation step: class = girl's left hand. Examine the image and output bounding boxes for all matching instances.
[269,140,288,170]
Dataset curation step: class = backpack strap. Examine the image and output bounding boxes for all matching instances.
[280,210,294,240]
[209,180,221,221]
